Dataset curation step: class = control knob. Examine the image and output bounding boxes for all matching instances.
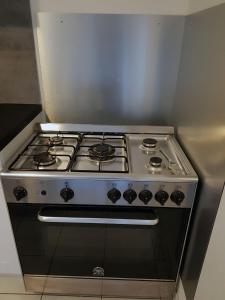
[123,189,137,204]
[139,190,152,205]
[13,186,27,201]
[107,188,121,203]
[155,190,169,206]
[60,187,74,202]
[171,190,185,206]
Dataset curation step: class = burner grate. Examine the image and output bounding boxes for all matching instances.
[71,133,129,173]
[9,132,80,171]
[9,131,129,173]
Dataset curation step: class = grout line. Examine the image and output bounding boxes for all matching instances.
[0,293,42,295]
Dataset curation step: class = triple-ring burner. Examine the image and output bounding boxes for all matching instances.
[142,138,157,149]
[88,143,115,161]
[33,152,57,167]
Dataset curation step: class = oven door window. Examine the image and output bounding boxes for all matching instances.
[8,204,189,281]
[104,208,189,280]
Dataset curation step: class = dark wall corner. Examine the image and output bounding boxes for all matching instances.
[0,0,41,104]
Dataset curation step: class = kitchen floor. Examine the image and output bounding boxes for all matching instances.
[0,296,161,300]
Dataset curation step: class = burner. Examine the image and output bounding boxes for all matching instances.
[150,156,162,168]
[142,138,157,149]
[89,143,115,161]
[33,152,56,166]
[49,135,63,146]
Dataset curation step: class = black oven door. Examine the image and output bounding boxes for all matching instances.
[8,204,190,289]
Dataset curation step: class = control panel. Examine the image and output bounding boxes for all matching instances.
[3,178,197,208]
[108,187,185,206]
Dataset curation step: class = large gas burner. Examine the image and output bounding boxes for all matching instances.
[72,133,128,173]
[88,143,115,162]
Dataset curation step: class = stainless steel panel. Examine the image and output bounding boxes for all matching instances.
[171,3,225,299]
[24,275,102,296]
[44,276,102,296]
[102,279,175,299]
[40,123,175,134]
[24,274,175,299]
[0,0,40,104]
[24,275,45,294]
[36,13,185,124]
[2,177,197,208]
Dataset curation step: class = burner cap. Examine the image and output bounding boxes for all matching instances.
[142,138,157,148]
[150,156,162,168]
[33,152,56,166]
[89,143,115,161]
[49,135,63,146]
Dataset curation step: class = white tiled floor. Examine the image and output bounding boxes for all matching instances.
[0,296,160,300]
[42,297,100,300]
[0,295,41,300]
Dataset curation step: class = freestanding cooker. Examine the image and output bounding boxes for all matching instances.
[1,123,198,299]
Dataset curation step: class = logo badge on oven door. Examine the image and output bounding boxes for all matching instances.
[92,266,105,277]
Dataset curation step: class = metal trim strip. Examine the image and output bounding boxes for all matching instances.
[39,123,175,134]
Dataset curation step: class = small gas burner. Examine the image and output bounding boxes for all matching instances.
[88,143,115,161]
[142,138,157,149]
[150,157,162,168]
[49,135,64,146]
[139,138,158,153]
[33,152,57,167]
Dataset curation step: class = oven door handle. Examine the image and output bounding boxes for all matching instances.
[37,211,159,226]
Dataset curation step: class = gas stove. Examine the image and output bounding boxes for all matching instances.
[1,123,197,208]
[1,123,198,298]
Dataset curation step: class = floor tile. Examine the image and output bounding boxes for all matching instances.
[102,298,160,300]
[42,296,100,300]
[0,276,27,294]
[0,294,41,300]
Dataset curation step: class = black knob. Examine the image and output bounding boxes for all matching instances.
[123,189,137,204]
[107,188,121,203]
[60,187,74,202]
[13,186,27,201]
[155,190,169,206]
[171,190,185,206]
[139,190,152,205]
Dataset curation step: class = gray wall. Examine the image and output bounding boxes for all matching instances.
[36,13,184,124]
[170,3,225,299]
[0,0,40,104]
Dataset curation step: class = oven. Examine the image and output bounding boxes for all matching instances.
[2,124,198,299]
[8,203,190,298]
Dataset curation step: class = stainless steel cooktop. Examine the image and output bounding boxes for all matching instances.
[7,129,194,177]
[1,124,198,208]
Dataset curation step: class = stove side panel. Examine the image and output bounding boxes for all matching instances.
[170,3,225,299]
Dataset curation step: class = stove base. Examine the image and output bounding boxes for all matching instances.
[24,274,176,299]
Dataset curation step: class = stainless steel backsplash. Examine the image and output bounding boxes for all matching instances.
[36,13,185,124]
